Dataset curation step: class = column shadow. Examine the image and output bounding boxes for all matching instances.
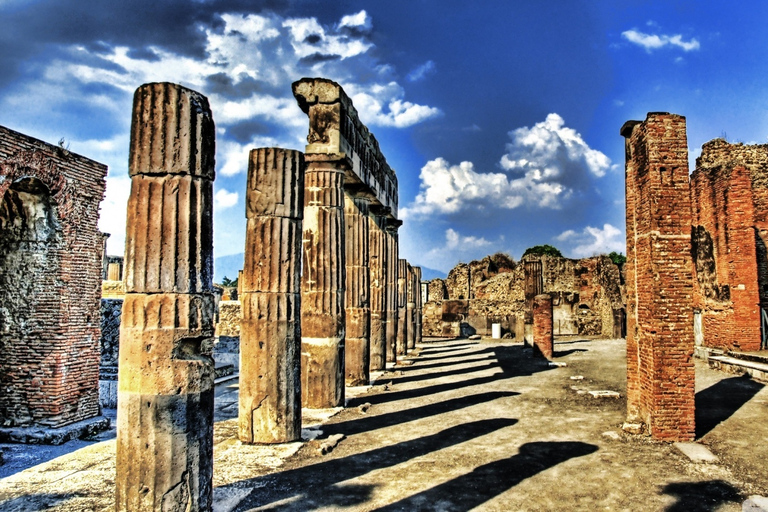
[225,418,518,511]
[393,353,495,373]
[695,374,764,438]
[372,441,599,511]
[662,480,742,511]
[387,362,500,385]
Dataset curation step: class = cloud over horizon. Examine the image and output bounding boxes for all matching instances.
[622,28,700,52]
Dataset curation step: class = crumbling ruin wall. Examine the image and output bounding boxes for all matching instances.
[214,300,241,369]
[691,139,767,352]
[0,124,107,429]
[99,298,122,408]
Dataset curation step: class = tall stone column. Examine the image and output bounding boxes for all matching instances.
[344,192,371,386]
[301,157,346,408]
[239,147,304,444]
[622,113,695,441]
[396,258,409,356]
[406,262,416,350]
[116,82,216,511]
[385,221,401,362]
[413,266,423,345]
[368,208,388,371]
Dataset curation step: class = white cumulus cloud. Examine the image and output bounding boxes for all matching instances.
[622,29,700,52]
[214,188,239,209]
[556,224,625,258]
[401,114,610,218]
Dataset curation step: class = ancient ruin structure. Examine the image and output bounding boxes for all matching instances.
[396,258,409,355]
[422,253,624,340]
[533,294,554,359]
[239,147,304,443]
[385,220,401,361]
[690,139,768,352]
[293,78,399,407]
[344,191,371,385]
[406,263,417,350]
[116,82,216,510]
[414,266,423,345]
[622,113,695,441]
[0,124,107,440]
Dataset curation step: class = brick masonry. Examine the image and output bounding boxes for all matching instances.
[0,124,107,429]
[622,113,695,441]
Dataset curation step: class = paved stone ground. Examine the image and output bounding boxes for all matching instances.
[0,337,766,511]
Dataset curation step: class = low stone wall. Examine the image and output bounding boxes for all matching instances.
[99,298,122,409]
[215,300,241,369]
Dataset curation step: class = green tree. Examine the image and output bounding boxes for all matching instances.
[522,244,562,258]
[220,276,238,288]
[608,251,627,266]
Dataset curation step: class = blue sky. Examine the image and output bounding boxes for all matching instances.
[2,0,768,277]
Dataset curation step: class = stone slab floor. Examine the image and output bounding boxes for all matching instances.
[1,337,767,511]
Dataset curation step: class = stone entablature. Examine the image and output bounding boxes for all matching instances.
[292,78,398,219]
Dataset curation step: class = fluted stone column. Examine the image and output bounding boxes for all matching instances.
[385,221,400,362]
[396,259,409,356]
[344,192,371,385]
[239,148,304,444]
[368,208,388,371]
[413,266,422,345]
[301,158,346,408]
[406,263,417,350]
[116,82,215,512]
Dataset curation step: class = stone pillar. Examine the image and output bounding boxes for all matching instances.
[107,262,122,281]
[533,294,554,360]
[368,208,388,371]
[406,263,416,350]
[116,82,216,511]
[239,147,304,444]
[396,258,409,356]
[414,267,423,345]
[523,259,543,346]
[344,192,371,386]
[301,157,346,408]
[622,113,695,441]
[385,221,401,362]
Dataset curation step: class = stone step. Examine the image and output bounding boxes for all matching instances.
[214,363,235,379]
[708,355,768,383]
[726,350,768,365]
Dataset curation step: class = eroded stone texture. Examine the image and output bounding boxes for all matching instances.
[533,294,554,360]
[240,148,304,443]
[368,208,388,370]
[622,113,695,441]
[344,192,371,385]
[0,124,107,431]
[413,266,423,345]
[116,82,216,511]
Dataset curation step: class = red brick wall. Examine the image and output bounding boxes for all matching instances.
[0,125,107,428]
[622,113,695,441]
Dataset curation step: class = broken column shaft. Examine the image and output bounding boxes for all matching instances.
[413,266,423,345]
[385,222,401,361]
[533,294,554,360]
[344,192,371,385]
[406,262,416,350]
[116,82,216,511]
[239,147,304,444]
[396,258,409,356]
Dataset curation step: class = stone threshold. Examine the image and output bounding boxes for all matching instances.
[0,415,110,445]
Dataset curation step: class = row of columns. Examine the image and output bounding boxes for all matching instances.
[115,81,422,510]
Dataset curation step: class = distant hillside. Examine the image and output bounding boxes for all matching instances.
[215,252,445,283]
[214,252,244,284]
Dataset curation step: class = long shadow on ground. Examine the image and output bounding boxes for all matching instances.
[226,418,518,511]
[394,353,496,373]
[324,391,518,438]
[695,374,764,438]
[662,480,743,511]
[372,441,599,511]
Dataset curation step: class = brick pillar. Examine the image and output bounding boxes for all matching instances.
[622,112,695,441]
[396,259,409,356]
[117,82,215,511]
[344,192,371,386]
[523,259,543,346]
[533,294,554,360]
[301,158,346,408]
[368,208,388,370]
[239,148,303,444]
[414,267,423,345]
[385,221,401,362]
[406,263,416,350]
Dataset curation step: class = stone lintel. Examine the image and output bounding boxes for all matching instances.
[293,77,398,219]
